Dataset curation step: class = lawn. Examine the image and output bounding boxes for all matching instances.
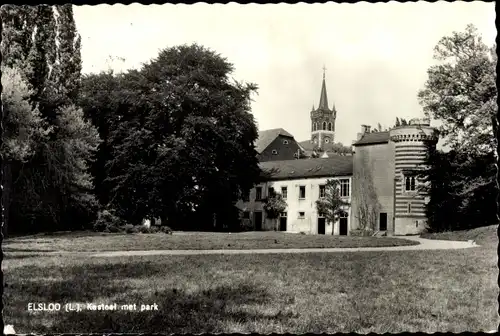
[3,231,418,252]
[2,226,497,333]
[420,224,498,246]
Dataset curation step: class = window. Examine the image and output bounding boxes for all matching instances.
[325,138,330,143]
[268,187,274,197]
[328,122,332,131]
[255,186,262,200]
[340,179,350,197]
[242,211,250,219]
[280,212,287,217]
[283,140,289,145]
[281,186,288,199]
[408,202,412,213]
[322,121,327,130]
[299,186,306,199]
[298,211,305,218]
[313,123,317,131]
[272,149,278,155]
[404,176,416,191]
[293,153,298,158]
[319,185,326,198]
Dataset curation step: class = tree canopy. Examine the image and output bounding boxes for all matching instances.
[1,5,100,234]
[418,24,497,231]
[81,44,262,229]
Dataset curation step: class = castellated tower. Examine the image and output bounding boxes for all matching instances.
[389,118,439,234]
[310,68,336,149]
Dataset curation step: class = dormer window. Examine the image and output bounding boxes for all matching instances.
[283,140,289,145]
[272,149,278,155]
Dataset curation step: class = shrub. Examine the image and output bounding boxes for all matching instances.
[123,224,139,234]
[104,224,122,233]
[159,226,173,235]
[94,209,122,232]
[138,225,160,234]
[239,219,254,232]
[350,229,375,237]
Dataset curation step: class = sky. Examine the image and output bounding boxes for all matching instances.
[74,2,496,146]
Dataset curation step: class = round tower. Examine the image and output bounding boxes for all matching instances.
[389,118,438,235]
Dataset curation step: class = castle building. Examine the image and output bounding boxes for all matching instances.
[238,68,439,235]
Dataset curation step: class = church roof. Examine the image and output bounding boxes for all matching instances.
[318,76,329,110]
[255,128,294,153]
[353,131,391,146]
[259,156,353,181]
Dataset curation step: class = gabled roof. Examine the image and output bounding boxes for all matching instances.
[353,131,390,146]
[298,139,339,152]
[255,128,294,153]
[259,156,353,181]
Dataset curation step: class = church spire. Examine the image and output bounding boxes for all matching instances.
[318,65,329,110]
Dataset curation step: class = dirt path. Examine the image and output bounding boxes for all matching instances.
[88,236,477,257]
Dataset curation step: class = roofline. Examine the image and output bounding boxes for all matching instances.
[260,173,353,182]
[352,140,389,147]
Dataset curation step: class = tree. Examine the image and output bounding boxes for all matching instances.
[316,179,350,235]
[96,44,261,228]
[263,190,287,231]
[418,24,497,231]
[1,66,52,236]
[418,24,496,157]
[1,5,101,233]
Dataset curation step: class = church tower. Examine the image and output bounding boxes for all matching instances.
[310,67,336,149]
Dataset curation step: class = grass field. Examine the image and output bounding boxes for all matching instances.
[3,226,498,333]
[3,231,418,252]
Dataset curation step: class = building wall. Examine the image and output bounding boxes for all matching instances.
[237,176,352,234]
[351,142,396,234]
[258,135,303,162]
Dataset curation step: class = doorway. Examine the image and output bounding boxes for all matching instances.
[279,213,287,231]
[317,217,326,235]
[379,213,387,231]
[339,217,348,235]
[254,211,262,231]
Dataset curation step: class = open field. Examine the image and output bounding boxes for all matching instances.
[3,226,498,333]
[3,231,418,252]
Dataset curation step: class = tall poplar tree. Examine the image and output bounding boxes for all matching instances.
[1,5,100,233]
